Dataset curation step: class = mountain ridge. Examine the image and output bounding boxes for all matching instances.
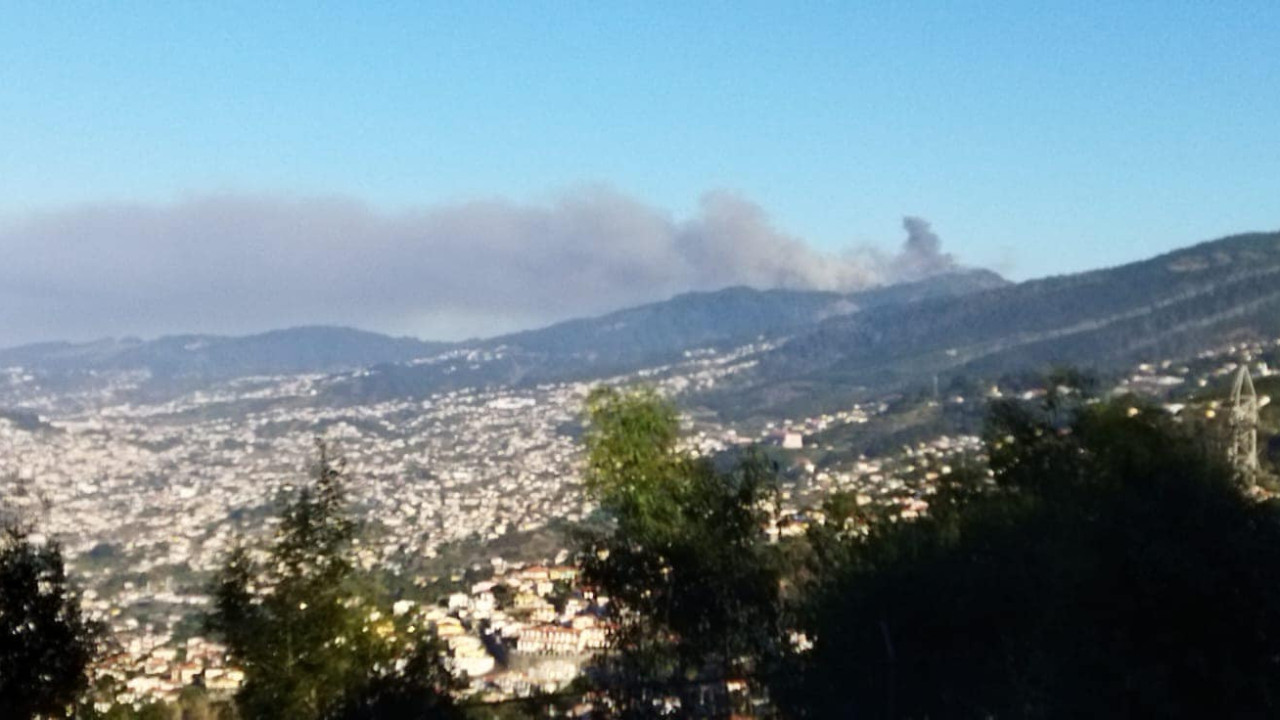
[0,326,446,379]
[703,230,1280,418]
[1,270,1006,381]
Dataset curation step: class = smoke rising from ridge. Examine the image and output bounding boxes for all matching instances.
[0,189,959,344]
[899,216,951,276]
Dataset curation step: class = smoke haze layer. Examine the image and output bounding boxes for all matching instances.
[0,189,959,344]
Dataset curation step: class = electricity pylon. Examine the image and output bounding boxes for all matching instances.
[1228,365,1259,486]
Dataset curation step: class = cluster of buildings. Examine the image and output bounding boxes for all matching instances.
[1119,338,1278,406]
[422,562,611,700]
[93,635,242,708]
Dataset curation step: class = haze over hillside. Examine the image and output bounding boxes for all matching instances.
[0,196,964,345]
[5,229,1280,422]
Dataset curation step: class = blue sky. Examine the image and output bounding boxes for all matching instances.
[2,2,1279,341]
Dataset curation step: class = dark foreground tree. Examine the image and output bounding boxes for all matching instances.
[787,395,1280,718]
[324,639,460,720]
[207,442,459,720]
[578,387,784,717]
[0,525,101,719]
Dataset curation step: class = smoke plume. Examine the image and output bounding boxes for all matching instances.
[894,216,956,280]
[0,189,959,344]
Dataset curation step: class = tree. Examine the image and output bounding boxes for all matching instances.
[0,524,102,719]
[207,442,458,720]
[786,392,1280,718]
[324,638,460,720]
[578,387,783,717]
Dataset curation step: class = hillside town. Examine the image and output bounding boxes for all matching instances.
[2,335,1277,710]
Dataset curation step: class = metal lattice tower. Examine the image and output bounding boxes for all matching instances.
[1228,365,1259,485]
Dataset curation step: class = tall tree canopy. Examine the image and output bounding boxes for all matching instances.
[786,394,1280,718]
[0,525,101,719]
[579,387,784,717]
[207,442,457,720]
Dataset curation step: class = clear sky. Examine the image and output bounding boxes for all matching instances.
[2,2,1279,343]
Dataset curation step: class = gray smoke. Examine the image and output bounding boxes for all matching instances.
[0,189,959,344]
[894,216,956,281]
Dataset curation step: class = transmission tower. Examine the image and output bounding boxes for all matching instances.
[1228,365,1259,485]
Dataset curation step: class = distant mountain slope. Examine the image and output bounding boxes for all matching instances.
[715,231,1280,416]
[487,269,1008,366]
[0,326,445,379]
[325,270,1009,401]
[0,271,1005,388]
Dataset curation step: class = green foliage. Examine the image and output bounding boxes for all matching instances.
[786,393,1280,718]
[206,442,458,720]
[324,637,460,720]
[583,386,681,523]
[579,387,784,715]
[0,524,102,719]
